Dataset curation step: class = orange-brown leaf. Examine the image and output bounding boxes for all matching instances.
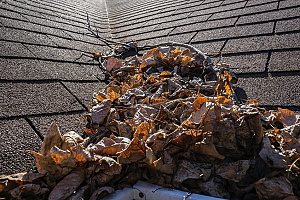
[193,96,208,110]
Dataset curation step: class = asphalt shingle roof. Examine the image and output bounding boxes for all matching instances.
[0,0,299,174]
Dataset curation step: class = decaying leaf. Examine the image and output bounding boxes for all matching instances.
[9,184,49,200]
[259,136,287,168]
[215,160,250,182]
[40,122,63,156]
[89,186,114,200]
[255,176,295,200]
[105,57,123,71]
[277,108,297,127]
[173,160,211,184]
[192,132,225,159]
[91,99,111,124]
[117,137,146,164]
[48,168,85,200]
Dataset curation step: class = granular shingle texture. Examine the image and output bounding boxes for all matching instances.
[0,0,299,173]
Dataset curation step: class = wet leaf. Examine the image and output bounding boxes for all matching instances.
[50,146,71,165]
[193,95,208,110]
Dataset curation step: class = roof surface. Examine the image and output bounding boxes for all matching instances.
[0,0,299,174]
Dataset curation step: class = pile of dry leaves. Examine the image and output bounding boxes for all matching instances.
[1,44,299,200]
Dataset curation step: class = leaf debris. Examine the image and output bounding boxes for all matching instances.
[1,44,299,200]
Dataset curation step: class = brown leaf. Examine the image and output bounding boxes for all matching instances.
[173,160,211,184]
[192,132,225,159]
[134,121,152,140]
[40,122,63,156]
[193,95,208,110]
[215,160,250,182]
[105,57,123,71]
[71,146,91,163]
[277,108,297,127]
[88,136,129,156]
[50,146,71,165]
[91,99,111,124]
[89,186,114,200]
[48,168,85,200]
[61,131,84,150]
[259,136,287,168]
[0,172,44,193]
[255,176,294,200]
[117,137,145,164]
[9,184,49,199]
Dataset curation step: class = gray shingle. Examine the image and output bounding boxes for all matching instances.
[221,53,268,73]
[0,27,55,45]
[236,75,300,106]
[193,41,225,53]
[0,82,83,117]
[0,59,101,80]
[29,113,86,136]
[62,82,106,107]
[0,41,34,57]
[276,18,300,33]
[269,51,300,72]
[192,22,274,43]
[0,119,41,175]
[190,1,246,17]
[237,7,300,25]
[210,2,277,20]
[246,0,277,7]
[223,33,300,53]
[171,17,236,34]
[279,0,300,9]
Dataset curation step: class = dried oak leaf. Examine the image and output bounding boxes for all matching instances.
[255,176,295,200]
[94,156,122,176]
[48,168,85,200]
[40,122,63,156]
[61,131,84,150]
[193,95,208,110]
[67,185,89,200]
[89,186,114,200]
[105,57,123,71]
[192,132,225,160]
[173,160,212,184]
[198,177,230,198]
[117,137,146,164]
[91,99,111,124]
[0,172,44,193]
[134,121,152,140]
[152,152,175,175]
[215,160,250,182]
[49,146,71,165]
[9,184,49,200]
[71,146,91,163]
[88,136,129,156]
[277,108,297,127]
[259,136,287,168]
